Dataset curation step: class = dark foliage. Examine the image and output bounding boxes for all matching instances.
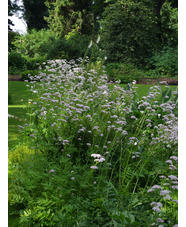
[22,0,49,30]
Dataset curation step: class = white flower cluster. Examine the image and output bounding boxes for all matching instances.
[91,153,105,163]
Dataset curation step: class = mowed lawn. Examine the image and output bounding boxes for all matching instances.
[8,81,177,148]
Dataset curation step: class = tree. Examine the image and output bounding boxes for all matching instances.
[152,0,166,18]
[166,0,178,8]
[8,0,14,31]
[160,0,178,46]
[151,0,177,45]
[44,0,108,36]
[8,0,20,31]
[22,0,49,30]
[8,0,22,52]
[100,0,159,65]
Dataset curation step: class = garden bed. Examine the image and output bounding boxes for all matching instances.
[9,74,178,86]
[8,75,22,81]
[140,77,178,85]
[8,60,178,226]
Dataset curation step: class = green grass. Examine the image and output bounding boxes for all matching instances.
[108,83,177,101]
[8,81,33,105]
[120,83,177,99]
[8,107,27,149]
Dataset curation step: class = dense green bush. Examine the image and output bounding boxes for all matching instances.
[147,46,178,77]
[12,29,92,62]
[8,31,20,52]
[100,0,159,65]
[19,69,40,81]
[9,29,51,75]
[10,29,93,73]
[24,55,46,70]
[9,145,35,165]
[13,29,56,59]
[106,63,143,83]
[47,33,90,60]
[8,51,27,74]
[8,51,44,75]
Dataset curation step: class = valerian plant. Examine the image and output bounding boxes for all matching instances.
[9,58,178,226]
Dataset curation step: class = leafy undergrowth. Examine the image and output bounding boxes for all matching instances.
[9,59,178,226]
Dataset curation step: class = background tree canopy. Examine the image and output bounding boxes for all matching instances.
[22,0,49,30]
[99,0,177,65]
[8,0,21,31]
[44,0,108,36]
[100,0,160,65]
[8,0,178,76]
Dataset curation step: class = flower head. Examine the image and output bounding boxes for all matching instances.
[160,190,171,195]
[152,207,161,212]
[168,175,178,181]
[88,40,93,48]
[49,169,55,173]
[91,154,102,158]
[90,166,98,169]
[96,35,100,44]
[156,218,164,223]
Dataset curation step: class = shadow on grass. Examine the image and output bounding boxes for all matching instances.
[8,107,27,149]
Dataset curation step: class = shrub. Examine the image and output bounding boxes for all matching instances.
[24,56,46,70]
[8,53,46,76]
[47,37,72,60]
[8,51,27,74]
[47,33,90,60]
[8,52,44,75]
[106,63,143,83]
[13,29,57,59]
[147,46,178,77]
[11,29,92,70]
[20,69,40,81]
[8,145,35,166]
[8,31,20,52]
